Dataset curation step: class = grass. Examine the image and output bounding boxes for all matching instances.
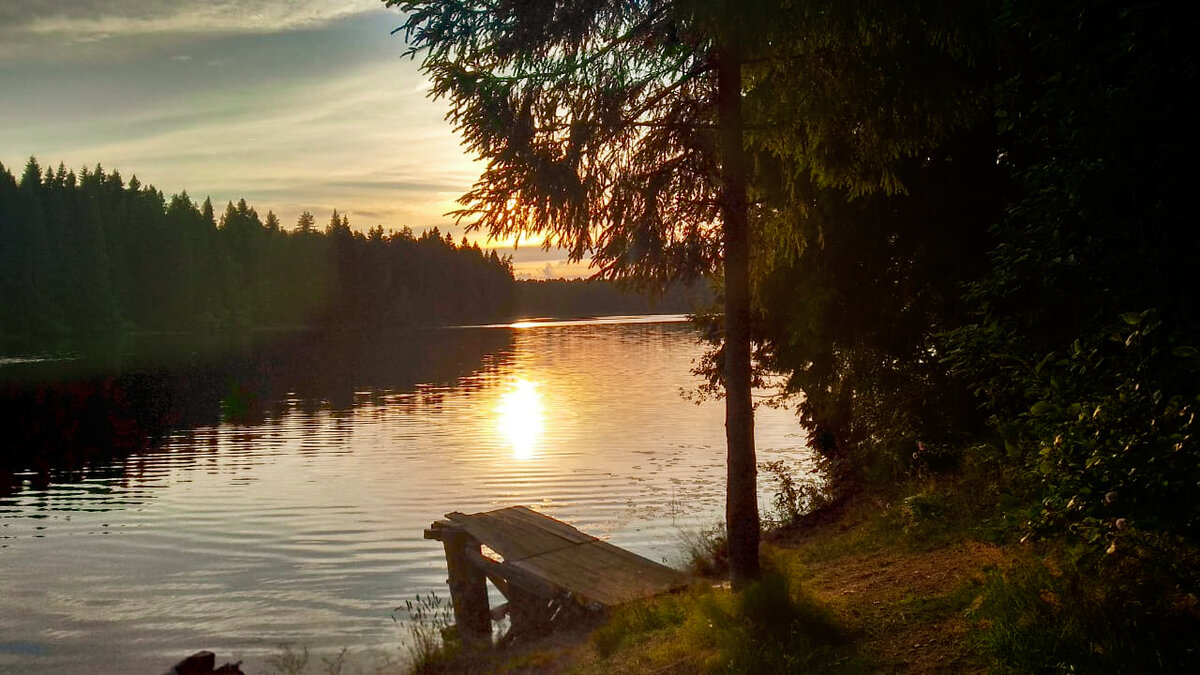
[580,549,867,674]
[265,645,351,675]
[678,523,729,578]
[414,476,999,674]
[401,592,457,673]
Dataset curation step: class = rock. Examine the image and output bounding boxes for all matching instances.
[169,652,214,675]
[166,651,244,675]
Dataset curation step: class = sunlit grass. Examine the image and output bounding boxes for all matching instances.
[585,549,865,674]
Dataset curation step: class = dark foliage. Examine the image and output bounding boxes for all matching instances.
[944,0,1200,554]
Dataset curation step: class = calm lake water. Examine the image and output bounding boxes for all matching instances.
[0,316,812,673]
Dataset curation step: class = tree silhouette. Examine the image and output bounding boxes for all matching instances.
[295,210,316,234]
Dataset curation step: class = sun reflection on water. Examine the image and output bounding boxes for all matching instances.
[496,378,543,460]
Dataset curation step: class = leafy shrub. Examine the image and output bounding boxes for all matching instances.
[760,460,829,528]
[955,310,1200,558]
[900,489,952,538]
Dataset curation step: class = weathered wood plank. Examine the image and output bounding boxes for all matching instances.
[513,539,688,606]
[491,506,596,545]
[447,508,581,561]
[423,519,459,541]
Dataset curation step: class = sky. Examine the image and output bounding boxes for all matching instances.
[0,0,588,279]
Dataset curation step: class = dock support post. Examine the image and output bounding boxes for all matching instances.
[440,529,491,648]
[505,583,551,637]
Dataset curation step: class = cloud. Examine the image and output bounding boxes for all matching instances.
[18,1,379,37]
[511,259,595,280]
[0,0,386,59]
[30,56,480,234]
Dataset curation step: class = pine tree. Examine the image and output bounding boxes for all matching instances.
[295,211,315,234]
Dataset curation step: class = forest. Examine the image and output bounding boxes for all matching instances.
[0,159,516,337]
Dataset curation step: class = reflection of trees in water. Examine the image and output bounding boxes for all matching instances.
[0,328,514,495]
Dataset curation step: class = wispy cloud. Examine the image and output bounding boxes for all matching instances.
[0,0,385,59]
[60,59,480,233]
[512,259,597,280]
[15,1,379,37]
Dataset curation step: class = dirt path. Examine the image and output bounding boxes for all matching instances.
[777,506,1008,674]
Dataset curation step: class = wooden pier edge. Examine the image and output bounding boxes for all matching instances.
[424,506,689,647]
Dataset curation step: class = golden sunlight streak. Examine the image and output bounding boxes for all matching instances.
[496,378,544,460]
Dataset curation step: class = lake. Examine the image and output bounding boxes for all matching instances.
[0,316,813,673]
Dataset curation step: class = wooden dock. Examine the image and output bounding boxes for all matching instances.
[424,505,688,646]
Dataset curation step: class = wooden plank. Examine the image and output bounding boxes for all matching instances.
[569,541,686,597]
[446,508,583,562]
[493,506,596,545]
[423,519,459,541]
[513,551,618,605]
[485,508,594,551]
[587,539,687,585]
[512,540,688,606]
[449,515,563,561]
[512,557,641,606]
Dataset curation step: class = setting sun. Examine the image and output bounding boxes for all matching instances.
[496,378,544,460]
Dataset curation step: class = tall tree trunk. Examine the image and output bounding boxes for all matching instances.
[717,42,760,590]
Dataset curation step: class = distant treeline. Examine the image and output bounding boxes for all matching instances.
[0,158,515,337]
[513,278,712,319]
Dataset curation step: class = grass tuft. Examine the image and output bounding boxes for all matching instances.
[678,523,729,578]
[588,549,866,674]
[398,591,457,673]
